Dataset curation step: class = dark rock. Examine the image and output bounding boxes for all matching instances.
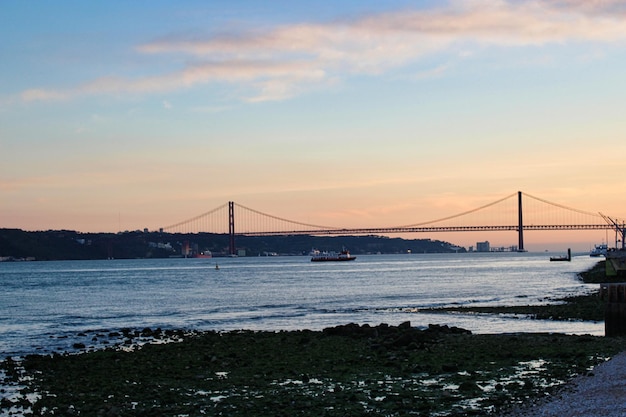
[459,381,480,392]
[442,363,459,372]
[388,332,417,348]
[323,323,362,337]
[426,324,471,335]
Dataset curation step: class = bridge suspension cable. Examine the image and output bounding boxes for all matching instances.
[162,203,229,233]
[233,202,341,232]
[523,192,602,218]
[395,192,518,228]
[160,192,617,249]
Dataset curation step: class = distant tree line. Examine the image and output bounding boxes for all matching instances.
[0,228,465,261]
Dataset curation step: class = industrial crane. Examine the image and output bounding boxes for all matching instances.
[599,213,626,250]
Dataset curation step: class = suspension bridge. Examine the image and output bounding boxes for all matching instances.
[162,191,624,255]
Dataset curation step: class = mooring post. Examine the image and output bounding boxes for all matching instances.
[228,201,235,256]
[603,283,626,336]
[518,191,525,252]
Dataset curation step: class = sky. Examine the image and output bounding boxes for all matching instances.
[2,0,626,251]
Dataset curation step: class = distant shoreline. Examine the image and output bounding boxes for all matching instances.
[0,228,463,261]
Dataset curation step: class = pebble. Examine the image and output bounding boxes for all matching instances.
[502,351,626,417]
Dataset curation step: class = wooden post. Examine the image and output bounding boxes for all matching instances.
[604,283,626,336]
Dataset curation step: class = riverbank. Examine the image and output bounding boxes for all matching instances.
[501,350,626,417]
[2,261,624,416]
[3,324,624,416]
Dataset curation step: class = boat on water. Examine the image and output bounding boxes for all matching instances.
[590,243,608,257]
[310,249,356,262]
[550,248,571,262]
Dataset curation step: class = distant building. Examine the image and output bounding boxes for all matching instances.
[476,241,490,252]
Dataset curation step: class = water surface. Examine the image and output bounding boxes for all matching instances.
[0,253,603,357]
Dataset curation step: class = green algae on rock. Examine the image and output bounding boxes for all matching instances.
[3,323,625,417]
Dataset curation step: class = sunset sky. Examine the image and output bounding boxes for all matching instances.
[2,0,626,251]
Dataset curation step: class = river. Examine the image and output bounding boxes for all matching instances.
[0,252,603,358]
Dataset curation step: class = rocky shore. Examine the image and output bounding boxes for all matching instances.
[501,350,626,417]
[2,261,625,416]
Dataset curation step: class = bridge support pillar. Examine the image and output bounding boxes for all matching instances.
[518,191,525,252]
[229,201,235,256]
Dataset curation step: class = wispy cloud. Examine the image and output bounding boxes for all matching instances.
[16,0,626,103]
[412,64,451,80]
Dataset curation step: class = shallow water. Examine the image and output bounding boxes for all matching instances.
[0,252,603,357]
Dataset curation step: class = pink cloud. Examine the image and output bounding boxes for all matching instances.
[16,0,626,103]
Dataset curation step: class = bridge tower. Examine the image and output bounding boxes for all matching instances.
[518,191,525,252]
[228,201,235,256]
